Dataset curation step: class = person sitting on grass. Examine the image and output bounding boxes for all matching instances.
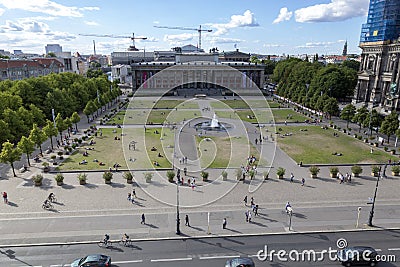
[79,159,88,165]
[153,161,160,166]
[151,146,157,151]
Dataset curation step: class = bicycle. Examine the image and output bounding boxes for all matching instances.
[118,238,132,247]
[98,240,112,248]
[42,202,53,210]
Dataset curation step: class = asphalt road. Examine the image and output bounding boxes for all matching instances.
[0,230,399,267]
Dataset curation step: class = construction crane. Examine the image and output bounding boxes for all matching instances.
[79,32,147,51]
[154,25,212,51]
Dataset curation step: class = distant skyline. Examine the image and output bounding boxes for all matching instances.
[0,0,370,56]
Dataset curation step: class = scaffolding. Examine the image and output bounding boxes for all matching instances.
[360,0,400,43]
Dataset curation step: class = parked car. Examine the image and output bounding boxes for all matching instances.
[337,246,378,266]
[225,257,255,267]
[71,254,111,267]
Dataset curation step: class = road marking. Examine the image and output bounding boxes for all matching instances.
[388,248,400,251]
[200,255,240,260]
[113,260,144,264]
[375,249,382,252]
[151,257,192,262]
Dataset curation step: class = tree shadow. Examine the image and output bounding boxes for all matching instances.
[61,184,75,189]
[109,183,125,188]
[83,183,99,189]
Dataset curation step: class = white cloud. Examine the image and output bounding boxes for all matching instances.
[1,19,49,33]
[297,40,344,48]
[0,7,4,16]
[295,0,369,23]
[263,43,284,48]
[163,33,194,42]
[211,10,259,35]
[273,7,293,24]
[79,7,99,11]
[85,21,99,26]
[209,37,242,44]
[0,0,99,17]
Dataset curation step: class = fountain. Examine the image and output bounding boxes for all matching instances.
[195,113,231,132]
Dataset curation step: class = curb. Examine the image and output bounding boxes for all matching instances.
[1,227,399,249]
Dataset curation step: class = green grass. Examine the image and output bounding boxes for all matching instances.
[147,109,201,124]
[271,109,308,123]
[215,110,273,123]
[277,126,398,164]
[106,111,126,125]
[195,135,262,168]
[210,100,279,109]
[143,128,172,168]
[60,128,126,170]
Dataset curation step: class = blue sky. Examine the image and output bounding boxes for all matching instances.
[0,0,370,56]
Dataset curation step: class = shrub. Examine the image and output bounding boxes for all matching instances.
[371,165,380,174]
[166,170,175,183]
[123,171,133,180]
[309,166,320,175]
[235,168,243,180]
[329,167,339,175]
[54,173,64,182]
[32,174,43,184]
[50,155,56,160]
[77,173,87,181]
[384,146,388,151]
[200,171,209,181]
[276,167,286,177]
[248,169,255,179]
[221,170,228,180]
[351,165,362,175]
[391,165,400,174]
[144,172,153,183]
[103,171,113,181]
[263,171,269,180]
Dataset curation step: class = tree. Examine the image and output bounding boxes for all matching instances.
[340,104,356,128]
[70,111,81,131]
[0,120,11,146]
[55,113,67,139]
[42,120,58,149]
[29,124,47,156]
[323,97,339,120]
[364,109,381,136]
[0,141,22,177]
[83,100,96,123]
[64,117,72,134]
[17,136,35,166]
[380,112,399,143]
[353,106,368,132]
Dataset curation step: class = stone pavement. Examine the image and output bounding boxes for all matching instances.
[0,94,399,246]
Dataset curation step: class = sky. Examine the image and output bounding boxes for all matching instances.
[0,0,371,56]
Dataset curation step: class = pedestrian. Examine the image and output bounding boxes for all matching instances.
[290,173,294,183]
[255,138,258,145]
[127,193,131,201]
[243,196,248,206]
[2,191,7,204]
[301,177,305,186]
[185,156,188,164]
[250,197,254,205]
[141,213,145,224]
[254,205,259,216]
[132,189,136,198]
[248,210,252,223]
[223,218,227,229]
[245,210,249,222]
[183,167,187,176]
[185,214,190,226]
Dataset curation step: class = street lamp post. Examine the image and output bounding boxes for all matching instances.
[356,207,362,228]
[367,167,381,227]
[172,130,181,235]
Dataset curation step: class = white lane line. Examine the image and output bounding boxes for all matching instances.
[200,255,240,260]
[150,257,192,262]
[248,254,259,257]
[388,248,400,251]
[113,260,144,264]
[375,249,382,252]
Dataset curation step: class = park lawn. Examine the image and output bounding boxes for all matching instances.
[128,99,155,109]
[210,99,278,109]
[271,109,308,123]
[106,110,126,125]
[215,109,273,123]
[196,135,261,168]
[60,128,126,171]
[277,126,398,164]
[147,109,201,124]
[144,128,172,168]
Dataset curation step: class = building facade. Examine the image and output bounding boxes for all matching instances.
[353,0,400,112]
[0,59,64,81]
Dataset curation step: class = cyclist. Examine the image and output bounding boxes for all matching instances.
[48,192,55,202]
[103,234,110,246]
[122,233,129,246]
[285,202,292,213]
[43,199,51,209]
